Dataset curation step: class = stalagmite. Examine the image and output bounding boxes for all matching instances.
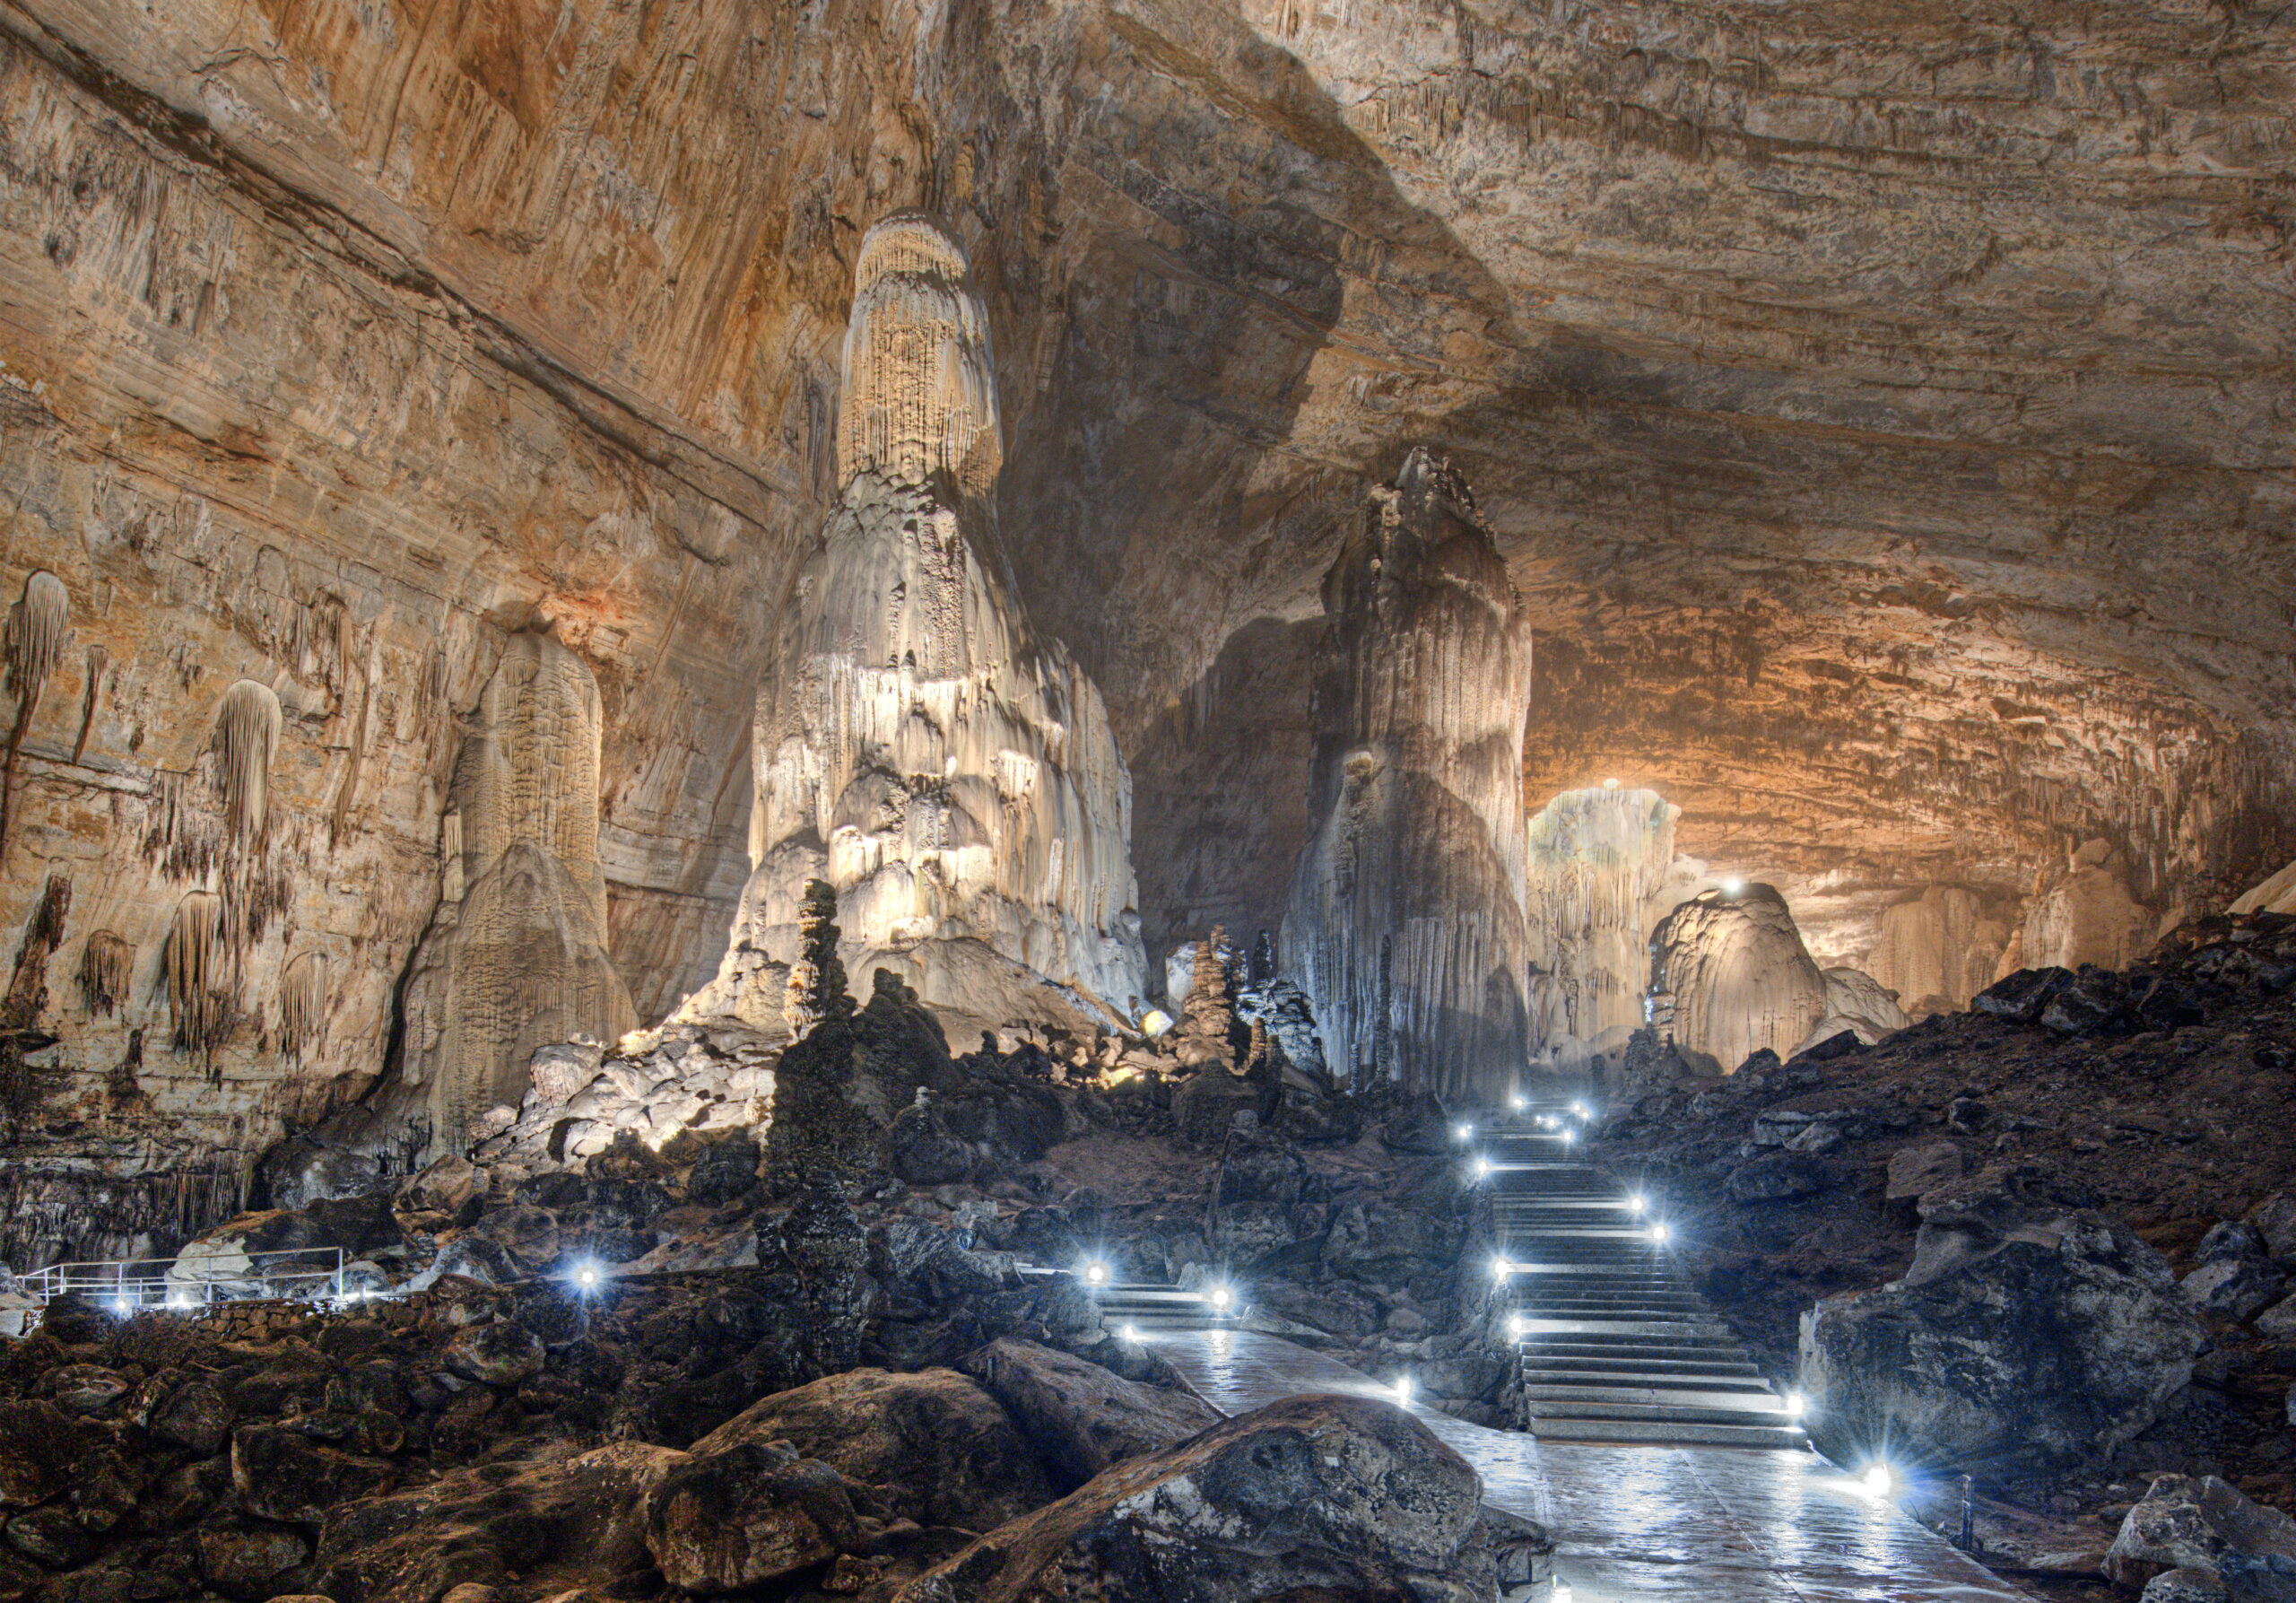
[683,213,1145,1039]
[2017,841,2154,973]
[213,680,283,843]
[166,891,229,1058]
[1525,786,1683,1059]
[1648,884,1828,1075]
[387,632,635,1156]
[78,929,131,1016]
[2233,858,2296,916]
[1280,450,1533,1102]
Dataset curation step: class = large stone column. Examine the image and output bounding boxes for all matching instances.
[1526,785,1683,1058]
[687,213,1145,1037]
[1281,450,1533,1103]
[392,632,635,1154]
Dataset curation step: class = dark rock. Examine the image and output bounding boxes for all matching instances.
[1172,1071,1261,1144]
[2184,1259,2286,1321]
[1726,1152,1829,1202]
[891,1392,1496,1602]
[40,1367,127,1418]
[2105,1474,2296,1591]
[231,1427,396,1524]
[2041,979,2137,1037]
[1801,1174,2204,1471]
[1976,967,2075,1024]
[869,1219,1009,1308]
[0,1400,83,1505]
[1796,1030,1862,1062]
[151,1381,236,1454]
[684,1129,760,1204]
[690,1366,1049,1531]
[959,1337,1222,1486]
[35,1294,112,1346]
[196,1524,312,1600]
[4,1504,92,1568]
[643,1441,858,1593]
[2199,1223,2270,1266]
[442,1322,545,1387]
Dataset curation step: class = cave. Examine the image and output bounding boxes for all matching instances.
[0,0,2289,1597]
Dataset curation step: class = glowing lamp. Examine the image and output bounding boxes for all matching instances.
[1454,1122,1473,1144]
[1508,1313,1529,1337]
[1721,876,1746,896]
[1570,1101,1590,1119]
[1206,1284,1235,1312]
[1509,1093,1528,1111]
[1561,1128,1576,1146]
[1491,1255,1512,1281]
[1473,1156,1492,1180]
[1121,1323,1140,1342]
[1862,1462,1894,1497]
[1628,1193,1647,1215]
[1394,1375,1413,1406]
[573,1262,603,1292]
[110,1297,131,1317]
[1650,1223,1671,1244]
[1081,1258,1111,1287]
[1785,1391,1806,1419]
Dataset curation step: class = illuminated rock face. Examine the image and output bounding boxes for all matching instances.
[1648,884,1829,1075]
[1867,886,2013,1016]
[1525,786,1684,1059]
[393,633,636,1155]
[2015,844,2158,973]
[686,214,1145,1037]
[1283,452,1532,1102]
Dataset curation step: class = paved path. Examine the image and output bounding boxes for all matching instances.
[1161,1328,2032,1602]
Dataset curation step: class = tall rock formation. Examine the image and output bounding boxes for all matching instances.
[1525,785,1683,1059]
[1281,452,1533,1102]
[685,213,1144,1038]
[388,632,635,1156]
[1648,884,1829,1075]
[1867,885,2012,1016]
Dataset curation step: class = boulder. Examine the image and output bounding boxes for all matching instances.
[891,1393,1500,1602]
[1885,1140,1965,1215]
[197,1524,312,1599]
[1173,1071,1261,1144]
[443,1322,545,1387]
[151,1380,235,1455]
[2143,1570,2230,1603]
[2185,1259,2286,1321]
[2105,1475,2296,1591]
[644,1441,858,1593]
[0,1402,82,1506]
[1799,1170,2204,1470]
[690,1367,1050,1531]
[231,1427,396,1524]
[959,1337,1222,1485]
[2248,1196,2296,1260]
[1974,967,2074,1024]
[1726,1152,1829,1202]
[396,1156,485,1220]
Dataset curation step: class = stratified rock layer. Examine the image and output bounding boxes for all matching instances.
[388,634,635,1156]
[1282,452,1532,1102]
[688,214,1144,1038]
[1648,884,1828,1074]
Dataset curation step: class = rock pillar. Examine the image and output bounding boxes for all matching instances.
[392,632,635,1154]
[1525,785,1682,1058]
[686,213,1145,1038]
[1281,451,1533,1102]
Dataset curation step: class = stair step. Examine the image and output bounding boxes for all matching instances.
[1524,1416,1811,1450]
[1521,1384,1791,1413]
[1518,1360,1766,1381]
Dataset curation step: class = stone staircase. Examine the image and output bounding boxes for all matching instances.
[1483,1102,1810,1450]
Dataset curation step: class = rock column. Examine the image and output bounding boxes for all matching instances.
[1281,451,1533,1102]
[687,213,1145,1037]
[392,632,635,1155]
[1525,785,1682,1058]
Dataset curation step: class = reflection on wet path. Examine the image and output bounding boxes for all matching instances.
[1163,1329,2032,1601]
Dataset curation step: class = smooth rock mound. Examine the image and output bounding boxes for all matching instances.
[959,1337,1222,1485]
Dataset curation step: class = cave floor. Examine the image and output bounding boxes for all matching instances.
[1164,1329,2032,1601]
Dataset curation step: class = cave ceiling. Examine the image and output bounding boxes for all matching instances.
[0,0,2288,1029]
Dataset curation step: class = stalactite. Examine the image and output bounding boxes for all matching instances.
[72,643,106,765]
[277,951,326,1064]
[79,929,132,1016]
[213,679,282,843]
[0,571,67,863]
[166,890,230,1061]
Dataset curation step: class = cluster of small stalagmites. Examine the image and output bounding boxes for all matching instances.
[465,1027,776,1179]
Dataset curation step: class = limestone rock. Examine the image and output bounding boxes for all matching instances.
[684,213,1144,1043]
[892,1392,1493,1602]
[386,632,636,1161]
[1868,886,2013,1015]
[2105,1475,2296,1591]
[959,1337,1222,1485]
[1799,1172,2204,1470]
[643,1441,858,1593]
[1281,451,1533,1102]
[1525,785,1683,1060]
[689,1366,1051,1531]
[1796,967,1910,1052]
[2232,861,2296,918]
[1648,884,1829,1075]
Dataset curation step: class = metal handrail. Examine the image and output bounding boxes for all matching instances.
[22,1247,347,1311]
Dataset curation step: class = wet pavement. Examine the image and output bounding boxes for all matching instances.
[1161,1328,2033,1601]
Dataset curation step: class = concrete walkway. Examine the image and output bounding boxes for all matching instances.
[1161,1328,2033,1602]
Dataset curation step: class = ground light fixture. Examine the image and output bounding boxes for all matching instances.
[1472,1155,1492,1180]
[1509,1093,1527,1111]
[1205,1283,1235,1312]
[573,1261,604,1292]
[1394,1374,1413,1406]
[1650,1223,1672,1244]
[1570,1101,1590,1119]
[1628,1193,1647,1214]
[1785,1391,1806,1419]
[1121,1323,1140,1342]
[1490,1255,1513,1281]
[111,1296,131,1317]
[1554,1585,1573,1603]
[1454,1122,1473,1144]
[1081,1257,1111,1287]
[1561,1128,1576,1146]
[1508,1313,1528,1337]
[1861,1462,1895,1498]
